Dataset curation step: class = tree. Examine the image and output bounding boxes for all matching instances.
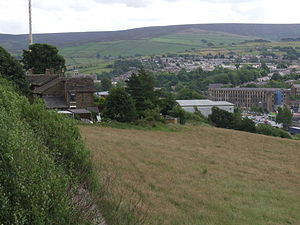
[238,117,256,133]
[103,87,137,122]
[126,68,157,117]
[271,73,282,81]
[22,43,66,74]
[209,107,234,129]
[100,77,113,91]
[276,105,293,130]
[0,46,29,94]
[158,92,177,115]
[176,88,204,100]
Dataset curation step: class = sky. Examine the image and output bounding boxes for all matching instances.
[0,0,299,34]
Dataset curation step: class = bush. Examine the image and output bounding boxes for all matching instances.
[0,79,95,224]
[185,108,208,124]
[22,101,94,187]
[256,124,291,139]
[237,117,256,133]
[169,105,186,124]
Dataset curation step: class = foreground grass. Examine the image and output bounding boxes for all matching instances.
[81,125,300,225]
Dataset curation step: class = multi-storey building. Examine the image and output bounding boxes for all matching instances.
[208,84,290,112]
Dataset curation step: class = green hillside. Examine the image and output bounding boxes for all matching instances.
[2,23,300,74]
[81,125,300,225]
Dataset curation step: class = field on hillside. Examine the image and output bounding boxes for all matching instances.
[65,57,113,74]
[60,33,252,58]
[81,125,300,225]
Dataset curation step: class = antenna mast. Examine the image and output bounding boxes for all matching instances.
[28,0,33,45]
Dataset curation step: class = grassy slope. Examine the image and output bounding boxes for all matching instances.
[60,32,252,58]
[81,125,300,225]
[60,32,253,74]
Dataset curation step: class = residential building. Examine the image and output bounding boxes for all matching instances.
[26,73,96,112]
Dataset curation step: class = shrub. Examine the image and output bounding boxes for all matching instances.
[185,108,208,124]
[238,117,257,133]
[256,124,291,139]
[0,79,95,224]
[169,105,186,124]
[22,101,94,187]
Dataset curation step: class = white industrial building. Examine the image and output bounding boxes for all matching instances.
[176,99,234,117]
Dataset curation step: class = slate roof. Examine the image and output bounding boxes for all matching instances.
[34,77,63,94]
[26,75,59,86]
[42,97,68,109]
[208,83,224,89]
[68,109,91,114]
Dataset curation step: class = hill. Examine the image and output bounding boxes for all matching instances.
[2,23,300,56]
[81,125,300,225]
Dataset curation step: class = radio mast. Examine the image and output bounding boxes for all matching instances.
[28,0,33,45]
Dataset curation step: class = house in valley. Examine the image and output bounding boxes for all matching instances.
[26,72,96,118]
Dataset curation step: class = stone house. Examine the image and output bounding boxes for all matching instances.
[26,74,96,112]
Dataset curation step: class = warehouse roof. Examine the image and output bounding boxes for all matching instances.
[176,99,234,107]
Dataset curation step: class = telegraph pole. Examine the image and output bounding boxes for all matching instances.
[28,0,33,45]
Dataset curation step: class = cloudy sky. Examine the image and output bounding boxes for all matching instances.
[0,0,299,34]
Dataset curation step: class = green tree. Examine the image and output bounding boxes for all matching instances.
[209,107,234,129]
[276,105,293,130]
[22,43,66,74]
[101,77,113,91]
[158,92,177,115]
[0,47,29,94]
[169,104,186,124]
[126,68,157,117]
[271,73,282,81]
[238,117,256,133]
[103,87,137,122]
[176,88,204,100]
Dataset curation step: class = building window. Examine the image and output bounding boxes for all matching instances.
[70,93,76,102]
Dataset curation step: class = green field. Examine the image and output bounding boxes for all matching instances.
[81,125,300,225]
[60,33,253,58]
[64,57,113,74]
[57,29,300,75]
[59,32,255,74]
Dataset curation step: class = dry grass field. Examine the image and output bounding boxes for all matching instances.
[80,125,300,225]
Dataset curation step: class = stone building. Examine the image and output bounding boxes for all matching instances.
[26,74,95,111]
[291,84,300,98]
[208,85,290,112]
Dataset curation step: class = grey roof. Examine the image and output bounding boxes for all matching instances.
[26,75,59,86]
[176,99,234,107]
[86,107,99,113]
[34,77,63,94]
[68,109,91,114]
[208,83,224,89]
[43,97,68,109]
[294,84,300,88]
